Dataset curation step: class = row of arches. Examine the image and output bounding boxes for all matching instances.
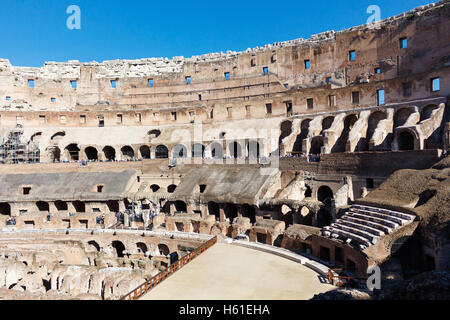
[0,200,121,215]
[48,141,262,162]
[289,104,440,154]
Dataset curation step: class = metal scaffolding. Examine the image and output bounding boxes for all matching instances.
[0,126,40,164]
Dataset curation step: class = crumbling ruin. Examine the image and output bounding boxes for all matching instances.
[0,1,449,299]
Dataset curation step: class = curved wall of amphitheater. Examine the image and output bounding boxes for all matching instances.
[0,1,449,299]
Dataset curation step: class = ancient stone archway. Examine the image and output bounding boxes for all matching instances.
[155,145,168,158]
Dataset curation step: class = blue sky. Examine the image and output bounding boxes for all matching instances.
[0,0,433,67]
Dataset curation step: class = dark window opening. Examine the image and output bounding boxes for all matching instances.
[352,91,360,104]
[366,178,374,189]
[307,98,314,110]
[304,59,310,69]
[266,103,272,114]
[349,50,356,61]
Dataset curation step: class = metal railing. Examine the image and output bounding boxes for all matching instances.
[120,236,218,300]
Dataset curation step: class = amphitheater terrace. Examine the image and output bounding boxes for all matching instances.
[0,0,449,300]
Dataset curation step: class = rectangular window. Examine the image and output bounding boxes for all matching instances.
[153,112,159,120]
[285,101,292,116]
[39,115,46,124]
[171,112,177,121]
[374,67,381,74]
[263,67,269,75]
[366,178,374,189]
[60,115,67,124]
[431,77,440,92]
[51,97,56,102]
[116,114,123,124]
[245,105,251,116]
[266,103,272,114]
[6,96,11,101]
[28,79,35,88]
[198,94,202,101]
[70,80,77,89]
[400,37,407,49]
[328,95,336,107]
[271,55,276,63]
[185,76,191,84]
[402,82,412,97]
[377,89,385,106]
[352,91,360,104]
[189,111,195,123]
[307,98,314,110]
[22,187,31,195]
[250,59,256,67]
[210,109,214,119]
[80,115,86,124]
[136,113,141,122]
[98,115,104,127]
[111,80,117,88]
[224,72,230,80]
[304,59,310,69]
[349,50,356,61]
[227,107,232,117]
[148,78,154,87]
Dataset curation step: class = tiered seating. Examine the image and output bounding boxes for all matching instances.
[321,204,415,250]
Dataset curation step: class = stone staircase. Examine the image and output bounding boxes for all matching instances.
[321,204,415,250]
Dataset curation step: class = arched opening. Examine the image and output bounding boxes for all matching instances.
[103,146,116,161]
[139,145,150,159]
[50,131,65,142]
[228,142,242,158]
[173,144,187,158]
[106,200,119,212]
[210,142,223,159]
[317,186,333,205]
[317,208,332,228]
[84,147,98,161]
[65,144,80,161]
[208,201,220,221]
[87,240,100,252]
[310,136,324,154]
[0,203,11,215]
[158,244,170,256]
[420,104,439,122]
[46,146,61,162]
[73,201,85,213]
[224,203,237,223]
[292,119,311,153]
[241,204,256,224]
[147,129,161,139]
[150,184,160,192]
[332,114,358,153]
[136,242,148,254]
[121,146,134,160]
[174,201,187,212]
[304,185,312,198]
[112,240,126,258]
[36,201,49,212]
[155,145,169,158]
[366,111,387,142]
[247,141,260,158]
[54,200,68,211]
[398,131,415,150]
[279,120,292,145]
[320,116,334,134]
[394,108,414,128]
[167,184,177,193]
[192,143,205,158]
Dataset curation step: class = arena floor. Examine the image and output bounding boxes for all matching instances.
[142,243,335,300]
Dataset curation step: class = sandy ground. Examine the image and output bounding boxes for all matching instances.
[142,243,335,300]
